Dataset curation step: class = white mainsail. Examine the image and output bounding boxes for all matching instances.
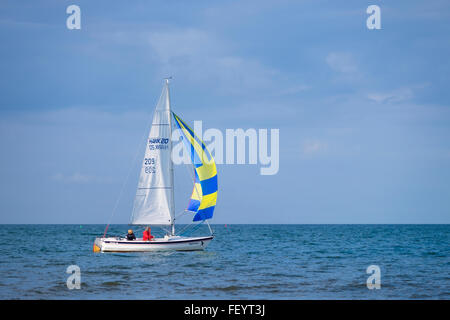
[130,80,175,225]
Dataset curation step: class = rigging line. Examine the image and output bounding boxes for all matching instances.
[157,225,171,235]
[173,210,191,235]
[175,209,190,220]
[171,136,202,235]
[182,154,202,206]
[103,131,147,237]
[206,219,214,235]
[181,220,205,236]
[180,220,206,235]
[103,108,157,238]
[175,126,201,200]
[171,135,202,220]
[177,221,196,235]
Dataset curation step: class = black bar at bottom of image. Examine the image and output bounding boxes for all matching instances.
[0,300,447,318]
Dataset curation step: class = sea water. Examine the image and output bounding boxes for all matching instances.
[0,224,448,299]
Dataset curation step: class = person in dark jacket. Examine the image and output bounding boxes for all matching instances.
[126,229,136,241]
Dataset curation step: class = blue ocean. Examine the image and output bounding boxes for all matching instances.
[0,224,448,299]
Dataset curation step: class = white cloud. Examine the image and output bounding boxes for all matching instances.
[367,84,429,104]
[326,52,358,74]
[302,139,328,155]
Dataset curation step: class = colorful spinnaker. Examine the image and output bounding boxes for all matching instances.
[172,112,218,221]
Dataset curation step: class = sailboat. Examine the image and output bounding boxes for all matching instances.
[93,79,217,252]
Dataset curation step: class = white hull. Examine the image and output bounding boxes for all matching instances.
[94,235,213,252]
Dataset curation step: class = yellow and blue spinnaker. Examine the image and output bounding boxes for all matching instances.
[172,112,218,221]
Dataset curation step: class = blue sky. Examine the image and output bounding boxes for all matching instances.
[1,0,450,223]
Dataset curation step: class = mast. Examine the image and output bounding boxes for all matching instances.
[165,77,176,235]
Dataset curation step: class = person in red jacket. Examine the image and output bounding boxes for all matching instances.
[143,227,154,241]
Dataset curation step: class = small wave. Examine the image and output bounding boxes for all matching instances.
[267,273,305,279]
[409,293,432,299]
[205,283,289,293]
[207,285,244,292]
[102,281,123,287]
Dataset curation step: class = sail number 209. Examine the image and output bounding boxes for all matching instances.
[144,158,156,174]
